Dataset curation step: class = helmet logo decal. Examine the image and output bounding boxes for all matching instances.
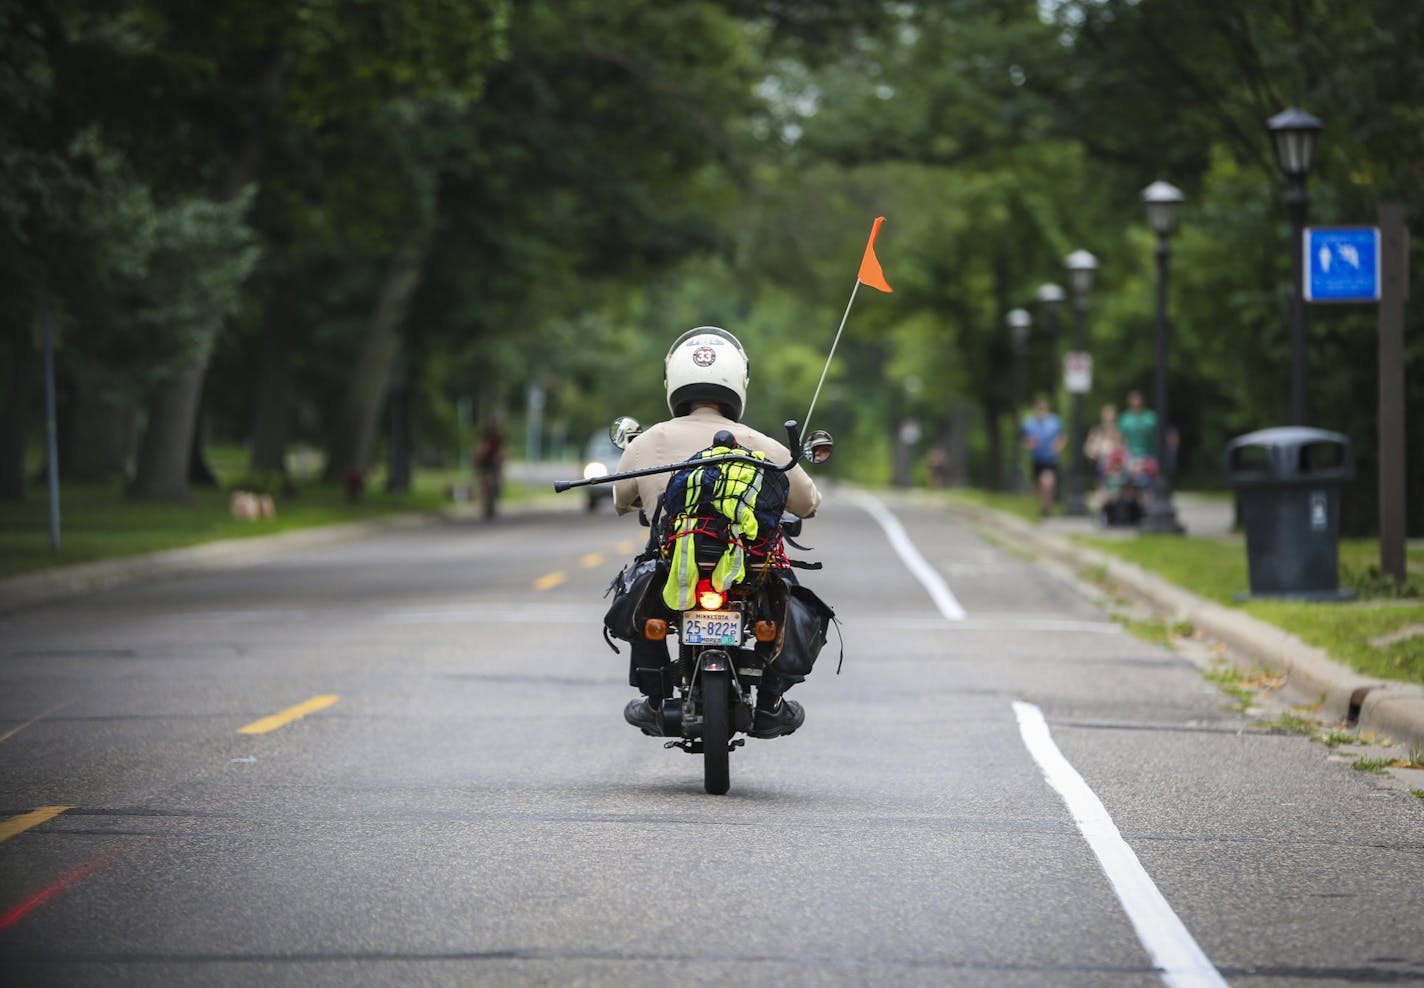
[692,346,717,367]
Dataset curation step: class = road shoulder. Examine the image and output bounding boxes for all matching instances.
[944,498,1424,754]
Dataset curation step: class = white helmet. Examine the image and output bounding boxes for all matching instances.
[664,326,749,421]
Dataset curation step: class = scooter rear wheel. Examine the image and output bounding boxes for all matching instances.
[701,671,731,795]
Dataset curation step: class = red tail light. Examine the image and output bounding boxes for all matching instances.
[695,578,726,610]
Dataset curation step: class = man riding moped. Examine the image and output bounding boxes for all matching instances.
[613,326,823,739]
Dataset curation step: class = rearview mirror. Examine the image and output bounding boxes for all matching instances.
[803,430,834,464]
[610,416,642,449]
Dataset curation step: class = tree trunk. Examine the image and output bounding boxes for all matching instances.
[188,394,219,487]
[127,50,290,502]
[0,332,36,500]
[248,276,297,481]
[948,404,971,488]
[385,376,414,493]
[323,241,430,483]
[982,398,1003,492]
[65,391,136,483]
[129,368,205,500]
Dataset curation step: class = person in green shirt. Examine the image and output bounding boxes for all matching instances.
[1118,389,1158,458]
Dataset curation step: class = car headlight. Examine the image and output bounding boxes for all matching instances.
[582,461,609,480]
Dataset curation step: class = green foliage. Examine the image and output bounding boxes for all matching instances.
[1352,757,1393,777]
[4,0,1420,535]
[1256,711,1318,736]
[1341,563,1424,600]
[1202,662,1261,713]
[225,471,288,498]
[946,489,1042,524]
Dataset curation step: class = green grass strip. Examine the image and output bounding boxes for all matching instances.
[0,467,543,580]
[1073,533,1423,687]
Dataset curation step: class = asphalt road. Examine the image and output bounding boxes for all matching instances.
[1,490,1422,987]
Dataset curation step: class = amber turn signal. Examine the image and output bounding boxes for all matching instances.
[754,620,778,642]
[644,619,668,641]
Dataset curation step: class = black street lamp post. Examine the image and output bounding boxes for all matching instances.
[1063,250,1097,516]
[1139,180,1186,534]
[1266,107,1323,426]
[1007,307,1031,492]
[1036,282,1065,407]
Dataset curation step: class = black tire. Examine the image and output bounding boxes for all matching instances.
[701,671,731,795]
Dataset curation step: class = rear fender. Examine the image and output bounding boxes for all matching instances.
[687,650,742,729]
[699,650,731,673]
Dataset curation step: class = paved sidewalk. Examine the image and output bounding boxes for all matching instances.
[1040,491,1236,541]
[944,494,1424,755]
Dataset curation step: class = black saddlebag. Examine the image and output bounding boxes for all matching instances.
[774,583,836,677]
[603,558,665,642]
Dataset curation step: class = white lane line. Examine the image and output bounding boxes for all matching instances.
[1012,701,1229,988]
[883,616,1122,634]
[852,492,966,621]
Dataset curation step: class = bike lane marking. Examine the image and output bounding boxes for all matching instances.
[238,694,340,735]
[533,571,567,590]
[0,838,141,932]
[852,492,967,620]
[1012,701,1229,988]
[0,806,74,843]
[0,698,76,744]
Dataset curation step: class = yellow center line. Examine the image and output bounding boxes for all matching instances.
[0,699,76,744]
[0,806,74,843]
[581,552,604,568]
[533,571,567,591]
[238,694,340,735]
[616,540,635,555]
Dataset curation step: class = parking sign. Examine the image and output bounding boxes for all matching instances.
[1304,227,1380,302]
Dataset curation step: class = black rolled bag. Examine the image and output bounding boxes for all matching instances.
[603,558,665,643]
[773,583,837,677]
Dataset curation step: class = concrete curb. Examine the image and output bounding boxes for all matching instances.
[946,500,1424,754]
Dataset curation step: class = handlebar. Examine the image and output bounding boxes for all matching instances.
[552,420,806,494]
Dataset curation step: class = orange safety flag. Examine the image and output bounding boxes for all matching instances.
[857,216,893,293]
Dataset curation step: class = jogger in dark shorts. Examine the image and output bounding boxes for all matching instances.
[1020,396,1065,517]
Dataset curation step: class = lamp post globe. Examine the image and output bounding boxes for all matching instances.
[1062,250,1098,516]
[1006,308,1032,492]
[1266,107,1322,425]
[1036,283,1065,406]
[1065,249,1098,296]
[1007,307,1032,350]
[1036,282,1065,306]
[1267,107,1323,178]
[1139,180,1186,534]
[1142,180,1184,236]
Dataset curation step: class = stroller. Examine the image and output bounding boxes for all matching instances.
[1095,449,1156,527]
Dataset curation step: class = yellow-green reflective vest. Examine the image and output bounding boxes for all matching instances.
[661,446,768,610]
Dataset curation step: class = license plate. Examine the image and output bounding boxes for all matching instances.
[681,610,742,646]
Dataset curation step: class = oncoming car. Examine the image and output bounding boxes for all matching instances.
[581,432,622,511]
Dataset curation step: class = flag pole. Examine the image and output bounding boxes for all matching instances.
[802,278,861,436]
[803,216,890,437]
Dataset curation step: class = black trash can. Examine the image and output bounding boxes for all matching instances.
[1223,427,1355,601]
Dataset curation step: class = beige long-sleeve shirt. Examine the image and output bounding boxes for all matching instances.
[612,405,821,519]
